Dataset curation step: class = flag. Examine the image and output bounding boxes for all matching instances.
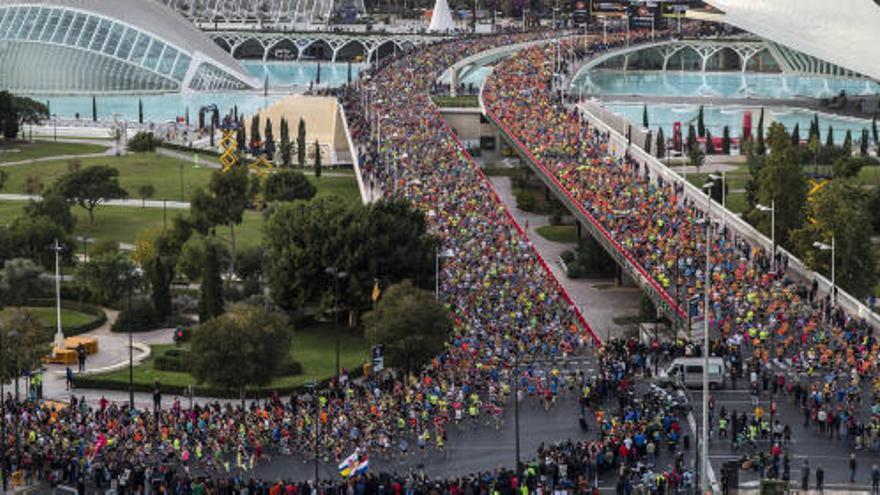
[371,281,381,303]
[338,452,358,477]
[353,456,369,476]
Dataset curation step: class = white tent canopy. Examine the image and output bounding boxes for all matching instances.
[428,0,455,32]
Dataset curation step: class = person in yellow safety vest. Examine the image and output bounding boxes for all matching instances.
[719,416,728,437]
[469,404,478,418]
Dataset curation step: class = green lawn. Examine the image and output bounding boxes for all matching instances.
[88,322,368,390]
[0,140,107,163]
[1,153,214,200]
[0,306,98,331]
[536,224,579,244]
[432,95,480,108]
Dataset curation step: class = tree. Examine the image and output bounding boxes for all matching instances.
[250,115,262,151]
[790,123,800,146]
[190,304,292,391]
[722,126,731,155]
[747,123,807,248]
[0,258,47,306]
[297,118,307,167]
[756,108,766,155]
[705,130,715,155]
[127,132,162,152]
[0,170,6,191]
[236,116,247,153]
[138,98,144,124]
[860,128,870,156]
[642,104,649,129]
[0,309,51,386]
[5,216,71,269]
[137,184,156,208]
[264,198,436,312]
[264,118,275,161]
[872,114,879,149]
[190,165,249,238]
[0,91,18,139]
[689,146,705,169]
[92,95,97,122]
[22,192,75,233]
[75,253,137,306]
[144,254,172,321]
[697,105,705,138]
[655,127,665,159]
[198,239,224,322]
[842,129,853,156]
[279,117,292,167]
[686,124,697,153]
[363,280,450,374]
[314,140,322,177]
[832,155,874,179]
[825,125,835,148]
[54,165,128,224]
[264,170,317,202]
[790,182,876,298]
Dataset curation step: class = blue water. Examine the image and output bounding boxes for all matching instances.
[576,71,880,99]
[606,102,874,143]
[39,62,365,123]
[242,61,367,88]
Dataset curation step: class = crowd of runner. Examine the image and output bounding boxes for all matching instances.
[481,30,880,432]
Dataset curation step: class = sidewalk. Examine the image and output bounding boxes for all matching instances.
[488,175,642,340]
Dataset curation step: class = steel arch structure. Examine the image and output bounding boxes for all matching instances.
[160,0,366,26]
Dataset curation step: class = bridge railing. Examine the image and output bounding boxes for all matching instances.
[481,100,689,329]
[578,99,880,330]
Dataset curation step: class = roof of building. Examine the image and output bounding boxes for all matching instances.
[0,0,252,84]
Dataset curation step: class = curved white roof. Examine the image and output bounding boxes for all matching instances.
[705,0,880,81]
[0,0,254,85]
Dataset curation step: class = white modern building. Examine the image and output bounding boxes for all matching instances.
[0,0,258,94]
[703,0,880,82]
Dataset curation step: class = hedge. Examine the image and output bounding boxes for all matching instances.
[73,362,360,399]
[159,142,221,157]
[26,298,107,337]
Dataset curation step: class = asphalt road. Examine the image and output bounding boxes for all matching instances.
[687,379,879,491]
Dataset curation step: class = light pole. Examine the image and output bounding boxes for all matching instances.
[52,114,57,142]
[756,201,775,271]
[325,267,348,380]
[51,240,65,351]
[700,180,715,494]
[813,238,835,307]
[435,248,455,302]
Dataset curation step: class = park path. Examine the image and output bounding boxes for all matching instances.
[488,175,642,340]
[37,307,178,407]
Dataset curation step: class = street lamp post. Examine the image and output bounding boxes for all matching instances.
[325,267,348,380]
[700,181,715,494]
[813,237,836,307]
[756,201,775,272]
[51,240,65,351]
[52,114,57,142]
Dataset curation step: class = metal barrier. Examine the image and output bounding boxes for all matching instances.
[577,100,880,329]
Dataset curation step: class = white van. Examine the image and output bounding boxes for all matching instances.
[657,357,726,389]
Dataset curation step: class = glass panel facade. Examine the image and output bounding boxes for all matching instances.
[76,16,98,48]
[103,23,124,55]
[52,10,74,44]
[143,40,165,70]
[88,18,110,51]
[40,9,62,42]
[64,13,86,45]
[0,5,250,94]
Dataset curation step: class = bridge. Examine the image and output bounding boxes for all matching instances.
[479,38,880,332]
[209,31,443,62]
[702,0,880,81]
[441,37,559,96]
[573,37,866,79]
[160,0,366,27]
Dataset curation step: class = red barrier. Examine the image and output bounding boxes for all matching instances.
[485,106,686,322]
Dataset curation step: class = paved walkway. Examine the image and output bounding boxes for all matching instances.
[0,193,191,209]
[32,308,178,407]
[489,176,642,340]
